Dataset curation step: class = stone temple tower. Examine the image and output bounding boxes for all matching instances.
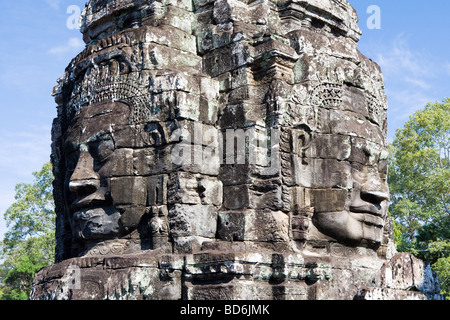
[31,0,442,300]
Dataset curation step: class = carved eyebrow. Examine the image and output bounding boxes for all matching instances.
[379,150,389,161]
[362,143,388,157]
[87,109,113,119]
[362,145,374,156]
[77,131,113,152]
[64,131,114,153]
[85,131,112,144]
[63,140,79,153]
[361,144,389,165]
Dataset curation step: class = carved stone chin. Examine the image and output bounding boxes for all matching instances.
[31,0,443,300]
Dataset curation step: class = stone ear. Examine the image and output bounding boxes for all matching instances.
[144,121,179,147]
[291,125,313,155]
[144,122,167,147]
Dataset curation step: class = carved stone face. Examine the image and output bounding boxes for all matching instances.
[63,102,142,243]
[304,117,389,248]
[51,0,391,262]
[312,144,388,248]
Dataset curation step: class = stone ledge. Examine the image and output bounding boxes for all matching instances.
[31,251,442,300]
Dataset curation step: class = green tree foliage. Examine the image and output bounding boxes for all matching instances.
[388,98,450,298]
[0,162,55,300]
[432,256,450,298]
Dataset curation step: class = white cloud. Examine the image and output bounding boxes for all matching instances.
[404,77,431,90]
[0,127,51,241]
[375,33,434,81]
[387,88,432,120]
[0,125,52,241]
[45,0,61,10]
[0,128,52,178]
[365,33,443,140]
[49,37,85,55]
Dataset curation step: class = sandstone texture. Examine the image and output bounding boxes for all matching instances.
[32,0,442,300]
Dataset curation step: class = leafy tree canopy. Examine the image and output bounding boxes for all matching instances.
[388,98,450,298]
[0,162,55,300]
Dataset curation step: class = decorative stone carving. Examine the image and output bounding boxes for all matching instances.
[32,0,442,300]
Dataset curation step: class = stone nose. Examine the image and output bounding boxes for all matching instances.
[69,151,100,196]
[360,190,389,205]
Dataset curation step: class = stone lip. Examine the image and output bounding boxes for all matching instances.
[31,251,443,300]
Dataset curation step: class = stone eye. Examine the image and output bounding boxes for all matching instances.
[63,141,80,172]
[92,139,115,164]
[378,159,388,178]
[65,151,80,172]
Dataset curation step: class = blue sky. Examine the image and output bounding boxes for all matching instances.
[0,0,449,240]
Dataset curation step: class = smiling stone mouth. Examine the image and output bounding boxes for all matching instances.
[350,204,383,217]
[73,208,102,222]
[72,206,119,222]
[72,207,123,240]
[71,199,112,213]
[350,211,385,228]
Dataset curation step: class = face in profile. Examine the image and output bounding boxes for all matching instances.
[307,132,389,248]
[63,102,142,243]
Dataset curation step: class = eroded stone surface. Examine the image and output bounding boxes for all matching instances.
[32,0,442,300]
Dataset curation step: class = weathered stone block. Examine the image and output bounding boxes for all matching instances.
[160,0,193,11]
[217,211,246,241]
[187,144,222,175]
[146,175,169,206]
[168,172,201,205]
[168,172,223,206]
[169,204,218,238]
[141,25,197,54]
[350,136,387,166]
[173,236,215,254]
[175,120,219,147]
[213,0,248,25]
[144,44,202,71]
[202,41,252,77]
[193,0,215,10]
[217,210,289,242]
[31,255,183,300]
[219,103,264,128]
[219,163,251,186]
[290,157,353,189]
[304,134,351,161]
[145,5,194,34]
[198,178,223,206]
[310,189,348,213]
[149,72,201,95]
[329,110,384,144]
[222,185,250,209]
[342,85,368,117]
[110,176,147,206]
[133,146,179,175]
[96,148,134,177]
